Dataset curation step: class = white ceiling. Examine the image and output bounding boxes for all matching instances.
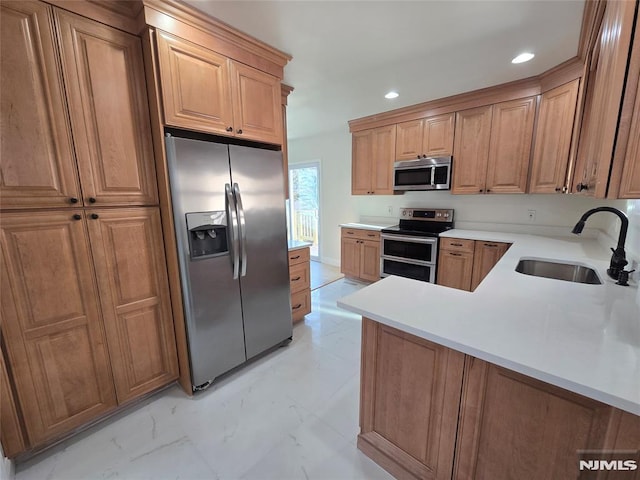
[185,0,585,140]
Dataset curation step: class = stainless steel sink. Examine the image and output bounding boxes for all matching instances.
[515,259,602,285]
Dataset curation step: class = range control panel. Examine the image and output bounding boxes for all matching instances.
[399,208,454,222]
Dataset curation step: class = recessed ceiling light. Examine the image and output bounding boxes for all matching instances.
[385,91,399,99]
[512,53,535,64]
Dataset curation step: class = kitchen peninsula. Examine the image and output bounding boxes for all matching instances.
[338,231,640,479]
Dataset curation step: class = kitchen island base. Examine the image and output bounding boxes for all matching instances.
[358,318,640,480]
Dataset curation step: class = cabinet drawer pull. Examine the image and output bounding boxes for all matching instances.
[291,276,301,281]
[290,255,301,260]
[451,243,463,246]
[449,252,462,256]
[367,233,376,237]
[292,303,302,310]
[484,244,498,247]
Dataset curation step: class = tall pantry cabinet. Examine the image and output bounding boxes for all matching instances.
[0,1,178,456]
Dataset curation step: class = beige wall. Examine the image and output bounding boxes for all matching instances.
[289,128,633,266]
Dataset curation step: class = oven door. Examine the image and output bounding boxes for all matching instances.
[381,234,437,263]
[381,257,436,283]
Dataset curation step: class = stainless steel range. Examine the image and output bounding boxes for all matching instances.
[380,208,454,282]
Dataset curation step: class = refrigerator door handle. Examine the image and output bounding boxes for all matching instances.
[233,183,248,277]
[225,183,240,279]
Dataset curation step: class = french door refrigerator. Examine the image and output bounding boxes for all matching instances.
[165,132,292,391]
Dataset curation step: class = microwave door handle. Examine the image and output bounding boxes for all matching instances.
[430,166,436,186]
[233,183,248,277]
[225,184,240,279]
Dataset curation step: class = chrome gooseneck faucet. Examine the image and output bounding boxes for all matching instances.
[571,207,629,281]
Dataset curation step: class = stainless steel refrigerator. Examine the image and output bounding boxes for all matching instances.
[165,133,292,391]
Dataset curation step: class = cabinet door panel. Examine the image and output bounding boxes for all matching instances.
[529,81,580,194]
[454,358,615,480]
[1,345,27,457]
[486,97,535,193]
[0,1,80,209]
[341,237,361,277]
[572,0,636,197]
[0,212,116,444]
[396,119,424,160]
[352,131,373,194]
[371,125,396,194]
[424,113,455,157]
[437,249,474,291]
[156,31,233,135]
[470,241,509,291]
[359,240,380,282]
[452,106,492,194]
[360,319,464,480]
[230,61,282,144]
[57,11,158,206]
[618,71,640,198]
[86,208,178,403]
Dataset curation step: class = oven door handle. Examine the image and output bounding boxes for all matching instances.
[381,234,438,244]
[381,255,434,266]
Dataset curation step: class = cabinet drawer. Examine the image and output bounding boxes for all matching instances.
[288,247,310,265]
[291,289,311,322]
[289,262,310,293]
[342,228,381,241]
[440,237,475,253]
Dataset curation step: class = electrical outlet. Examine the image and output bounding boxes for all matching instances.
[527,210,536,222]
[387,205,394,216]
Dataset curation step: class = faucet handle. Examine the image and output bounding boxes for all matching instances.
[615,269,635,286]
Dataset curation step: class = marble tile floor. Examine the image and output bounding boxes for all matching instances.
[14,278,392,480]
[310,261,344,291]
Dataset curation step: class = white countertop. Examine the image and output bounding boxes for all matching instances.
[288,239,312,251]
[339,222,394,231]
[338,229,640,415]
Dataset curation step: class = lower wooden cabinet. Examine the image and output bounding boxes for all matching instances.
[437,238,475,291]
[0,208,178,455]
[438,237,510,291]
[359,319,465,480]
[340,228,380,282]
[288,247,311,323]
[359,318,640,480]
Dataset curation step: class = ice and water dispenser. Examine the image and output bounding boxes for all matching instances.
[185,211,229,259]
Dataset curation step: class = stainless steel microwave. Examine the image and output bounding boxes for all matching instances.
[393,156,452,191]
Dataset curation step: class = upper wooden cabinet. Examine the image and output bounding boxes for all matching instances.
[0,1,81,209]
[156,31,282,145]
[396,113,454,160]
[452,106,493,194]
[485,97,536,194]
[56,10,158,207]
[0,2,157,209]
[610,7,640,199]
[453,98,535,195]
[572,0,637,198]
[352,125,396,195]
[529,80,580,194]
